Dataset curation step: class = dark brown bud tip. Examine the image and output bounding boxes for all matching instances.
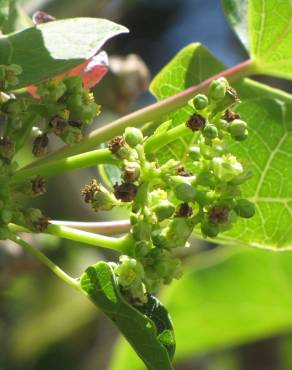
[176,203,193,217]
[223,109,240,123]
[81,179,100,203]
[31,176,47,195]
[0,136,15,159]
[32,133,49,157]
[49,116,68,135]
[108,135,125,154]
[177,165,192,177]
[208,205,229,224]
[186,113,206,131]
[114,182,137,202]
[33,216,50,232]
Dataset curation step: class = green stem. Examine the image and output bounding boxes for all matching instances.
[50,220,131,235]
[144,122,190,154]
[10,233,81,291]
[9,223,135,255]
[47,224,134,254]
[11,148,119,183]
[23,59,256,168]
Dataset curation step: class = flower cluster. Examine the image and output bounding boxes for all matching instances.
[30,75,101,154]
[81,77,255,304]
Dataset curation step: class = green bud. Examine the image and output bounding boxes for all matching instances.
[192,94,209,110]
[63,76,83,93]
[212,155,243,182]
[115,255,144,288]
[124,127,143,147]
[155,253,182,284]
[92,186,117,211]
[151,200,175,222]
[81,180,117,211]
[108,135,131,159]
[234,199,255,218]
[208,77,228,101]
[66,94,83,109]
[174,183,196,202]
[61,126,82,146]
[203,124,218,139]
[229,119,247,137]
[201,220,219,238]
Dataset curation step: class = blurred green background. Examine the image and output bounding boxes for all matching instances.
[1,1,292,370]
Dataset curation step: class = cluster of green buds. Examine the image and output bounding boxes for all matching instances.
[0,135,49,238]
[30,75,100,154]
[0,65,50,238]
[82,77,255,304]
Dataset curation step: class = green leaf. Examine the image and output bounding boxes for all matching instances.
[149,43,225,165]
[150,43,292,249]
[249,0,292,79]
[221,97,292,249]
[80,261,174,370]
[0,18,128,88]
[109,246,292,370]
[221,0,249,50]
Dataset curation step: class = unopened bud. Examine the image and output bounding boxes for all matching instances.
[124,127,143,147]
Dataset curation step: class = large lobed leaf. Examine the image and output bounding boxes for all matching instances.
[150,43,292,250]
[109,246,292,370]
[0,17,128,88]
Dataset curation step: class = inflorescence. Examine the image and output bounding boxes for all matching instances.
[81,77,255,304]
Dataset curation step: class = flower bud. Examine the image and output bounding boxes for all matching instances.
[229,119,247,137]
[212,155,243,182]
[191,94,209,110]
[60,126,82,146]
[201,220,219,238]
[24,208,49,232]
[108,135,131,159]
[203,124,218,139]
[151,200,175,222]
[208,77,228,101]
[81,180,117,211]
[124,127,143,147]
[115,255,144,288]
[208,205,229,224]
[234,199,255,218]
[174,183,196,202]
